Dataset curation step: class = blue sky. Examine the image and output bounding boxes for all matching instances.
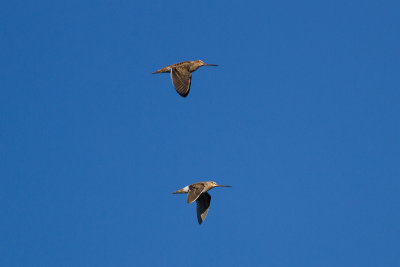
[1,1,399,266]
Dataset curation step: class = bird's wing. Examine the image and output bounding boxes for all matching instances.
[196,192,211,224]
[170,67,191,97]
[187,183,206,204]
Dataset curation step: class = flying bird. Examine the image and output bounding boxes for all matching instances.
[172,181,231,224]
[152,60,218,97]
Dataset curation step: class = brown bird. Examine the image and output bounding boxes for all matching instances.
[172,181,231,224]
[152,60,218,97]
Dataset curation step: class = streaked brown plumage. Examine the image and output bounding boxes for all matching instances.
[152,60,218,97]
[172,181,231,224]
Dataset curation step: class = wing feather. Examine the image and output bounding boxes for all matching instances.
[196,192,211,224]
[171,67,191,97]
[187,183,206,204]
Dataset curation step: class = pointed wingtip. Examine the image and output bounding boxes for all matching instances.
[187,195,197,204]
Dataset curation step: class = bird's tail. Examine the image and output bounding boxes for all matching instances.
[152,67,170,74]
[172,186,189,194]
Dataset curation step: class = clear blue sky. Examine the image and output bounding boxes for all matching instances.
[1,1,399,266]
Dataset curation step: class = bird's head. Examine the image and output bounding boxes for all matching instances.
[197,60,218,67]
[210,181,232,188]
[190,60,218,72]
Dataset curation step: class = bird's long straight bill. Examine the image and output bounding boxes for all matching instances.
[204,64,218,66]
[216,185,232,187]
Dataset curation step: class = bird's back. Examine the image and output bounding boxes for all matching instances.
[152,61,192,74]
[170,61,193,68]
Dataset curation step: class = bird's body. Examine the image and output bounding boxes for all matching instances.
[172,181,231,224]
[153,60,218,97]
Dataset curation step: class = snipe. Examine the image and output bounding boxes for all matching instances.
[172,181,231,224]
[153,60,218,97]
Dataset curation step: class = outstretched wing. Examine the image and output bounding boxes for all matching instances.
[171,67,191,97]
[196,192,211,224]
[187,183,206,204]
